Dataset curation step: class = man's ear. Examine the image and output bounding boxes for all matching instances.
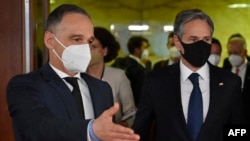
[173,35,184,54]
[244,49,247,57]
[103,47,108,56]
[44,31,55,50]
[173,35,181,51]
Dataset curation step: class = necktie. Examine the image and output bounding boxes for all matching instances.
[64,77,85,119]
[187,73,203,141]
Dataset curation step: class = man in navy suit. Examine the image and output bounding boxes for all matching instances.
[222,33,250,123]
[132,9,244,141]
[6,4,139,141]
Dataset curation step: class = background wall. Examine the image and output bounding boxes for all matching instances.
[50,0,250,66]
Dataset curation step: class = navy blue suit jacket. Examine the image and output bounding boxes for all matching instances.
[132,62,245,141]
[7,63,114,141]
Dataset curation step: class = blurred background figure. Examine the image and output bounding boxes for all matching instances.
[153,31,181,71]
[87,27,136,127]
[208,37,222,66]
[222,33,250,123]
[222,33,250,70]
[112,36,151,106]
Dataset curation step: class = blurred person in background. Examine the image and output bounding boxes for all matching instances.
[87,27,136,127]
[223,33,250,123]
[112,36,151,106]
[153,31,181,71]
[208,37,222,66]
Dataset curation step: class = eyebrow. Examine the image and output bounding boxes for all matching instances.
[68,34,84,39]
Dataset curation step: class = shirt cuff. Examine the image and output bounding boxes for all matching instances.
[88,119,101,141]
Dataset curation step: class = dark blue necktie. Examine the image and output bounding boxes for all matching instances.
[64,77,85,119]
[187,73,203,141]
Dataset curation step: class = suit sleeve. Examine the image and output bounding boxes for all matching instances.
[7,75,90,141]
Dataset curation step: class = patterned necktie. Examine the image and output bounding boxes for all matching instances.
[64,77,85,119]
[187,73,203,141]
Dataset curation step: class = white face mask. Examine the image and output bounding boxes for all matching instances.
[229,54,243,67]
[169,46,181,58]
[141,49,149,59]
[208,54,220,66]
[52,36,91,73]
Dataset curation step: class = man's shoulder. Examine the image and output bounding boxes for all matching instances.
[210,65,240,81]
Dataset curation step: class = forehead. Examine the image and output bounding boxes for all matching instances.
[56,13,93,38]
[228,39,244,49]
[182,19,211,37]
[211,43,221,52]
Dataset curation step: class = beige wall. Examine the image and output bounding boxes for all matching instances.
[50,1,250,67]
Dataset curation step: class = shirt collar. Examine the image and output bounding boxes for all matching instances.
[180,59,209,82]
[129,54,141,63]
[129,54,145,67]
[49,63,81,79]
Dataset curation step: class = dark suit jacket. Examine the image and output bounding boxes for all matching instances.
[242,63,250,123]
[223,61,250,123]
[153,59,169,71]
[132,62,244,141]
[112,56,147,106]
[7,63,114,141]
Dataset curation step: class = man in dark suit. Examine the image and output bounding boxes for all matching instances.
[153,31,181,71]
[112,36,150,106]
[6,4,139,141]
[132,9,244,141]
[222,33,250,123]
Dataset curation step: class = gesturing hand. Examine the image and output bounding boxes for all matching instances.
[92,103,140,141]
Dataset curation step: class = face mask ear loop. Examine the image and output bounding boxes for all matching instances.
[53,34,66,49]
[52,49,64,62]
[51,34,67,63]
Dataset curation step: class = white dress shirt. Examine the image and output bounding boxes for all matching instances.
[50,64,94,119]
[180,60,210,122]
[231,59,247,89]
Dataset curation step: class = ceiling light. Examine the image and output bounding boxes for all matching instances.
[110,24,115,31]
[164,25,174,32]
[128,25,149,31]
[228,3,250,8]
[50,0,56,4]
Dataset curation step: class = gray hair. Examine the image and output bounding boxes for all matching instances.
[174,9,214,38]
[45,4,91,32]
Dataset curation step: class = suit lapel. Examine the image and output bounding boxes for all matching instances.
[41,63,79,119]
[199,65,225,137]
[168,63,190,138]
[81,73,103,118]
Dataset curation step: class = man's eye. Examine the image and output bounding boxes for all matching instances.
[204,38,212,43]
[191,38,197,42]
[74,38,81,42]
